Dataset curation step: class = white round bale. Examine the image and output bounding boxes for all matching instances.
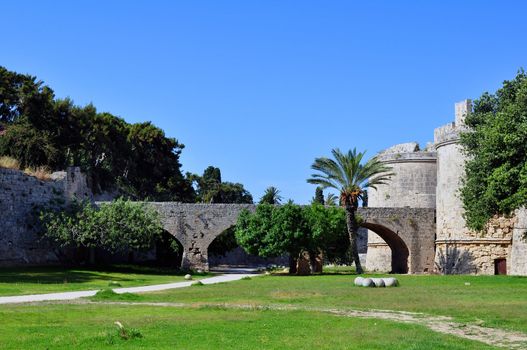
[184,274,192,280]
[354,277,364,286]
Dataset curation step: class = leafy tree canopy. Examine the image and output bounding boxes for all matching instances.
[235,203,349,263]
[461,70,527,230]
[39,199,163,253]
[0,66,194,201]
[190,166,253,203]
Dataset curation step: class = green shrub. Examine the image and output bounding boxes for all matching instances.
[38,198,163,253]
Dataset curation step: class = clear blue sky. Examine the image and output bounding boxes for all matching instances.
[2,1,526,203]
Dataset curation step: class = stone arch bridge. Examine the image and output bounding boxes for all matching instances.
[148,203,436,273]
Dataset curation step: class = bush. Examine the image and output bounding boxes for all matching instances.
[38,198,163,253]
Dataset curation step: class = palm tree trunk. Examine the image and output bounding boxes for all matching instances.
[345,205,364,274]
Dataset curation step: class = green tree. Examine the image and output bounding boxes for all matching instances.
[325,193,339,206]
[307,148,393,274]
[191,166,253,203]
[0,123,60,168]
[460,70,527,230]
[39,199,163,260]
[259,186,282,204]
[303,203,348,267]
[312,187,324,205]
[235,203,348,274]
[0,66,195,202]
[125,122,194,201]
[235,203,309,273]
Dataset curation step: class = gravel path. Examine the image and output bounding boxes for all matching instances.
[0,273,256,305]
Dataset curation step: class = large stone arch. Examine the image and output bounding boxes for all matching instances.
[357,207,436,274]
[147,204,435,273]
[149,203,255,271]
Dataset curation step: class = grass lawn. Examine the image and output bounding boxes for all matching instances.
[2,268,526,348]
[125,273,527,333]
[0,265,209,296]
[0,303,498,349]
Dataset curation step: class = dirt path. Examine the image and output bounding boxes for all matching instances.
[77,300,527,349]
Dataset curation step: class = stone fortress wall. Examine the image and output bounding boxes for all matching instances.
[0,167,91,266]
[368,100,527,275]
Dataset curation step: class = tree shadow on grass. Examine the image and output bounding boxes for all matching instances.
[0,265,190,285]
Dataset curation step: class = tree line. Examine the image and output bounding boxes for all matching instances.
[0,66,251,203]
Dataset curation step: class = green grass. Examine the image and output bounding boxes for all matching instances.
[0,265,209,296]
[0,303,498,349]
[130,273,527,333]
[1,267,525,348]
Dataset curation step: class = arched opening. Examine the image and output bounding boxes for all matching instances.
[207,226,288,269]
[155,230,183,268]
[361,222,409,274]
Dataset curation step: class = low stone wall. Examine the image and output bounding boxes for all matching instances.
[434,215,515,274]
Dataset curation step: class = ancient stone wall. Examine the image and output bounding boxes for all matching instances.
[510,208,527,275]
[435,214,514,274]
[0,167,91,266]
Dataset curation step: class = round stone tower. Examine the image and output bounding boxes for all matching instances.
[434,100,471,245]
[365,142,437,272]
[434,100,514,274]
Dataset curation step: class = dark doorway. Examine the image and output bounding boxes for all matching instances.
[494,258,507,275]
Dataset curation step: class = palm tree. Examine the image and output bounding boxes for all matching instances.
[324,193,339,206]
[259,186,283,205]
[307,148,393,274]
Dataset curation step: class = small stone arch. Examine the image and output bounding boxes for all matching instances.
[361,222,409,273]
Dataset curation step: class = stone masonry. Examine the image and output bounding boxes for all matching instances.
[146,203,436,272]
[0,167,91,266]
[366,142,437,272]
[148,203,256,271]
